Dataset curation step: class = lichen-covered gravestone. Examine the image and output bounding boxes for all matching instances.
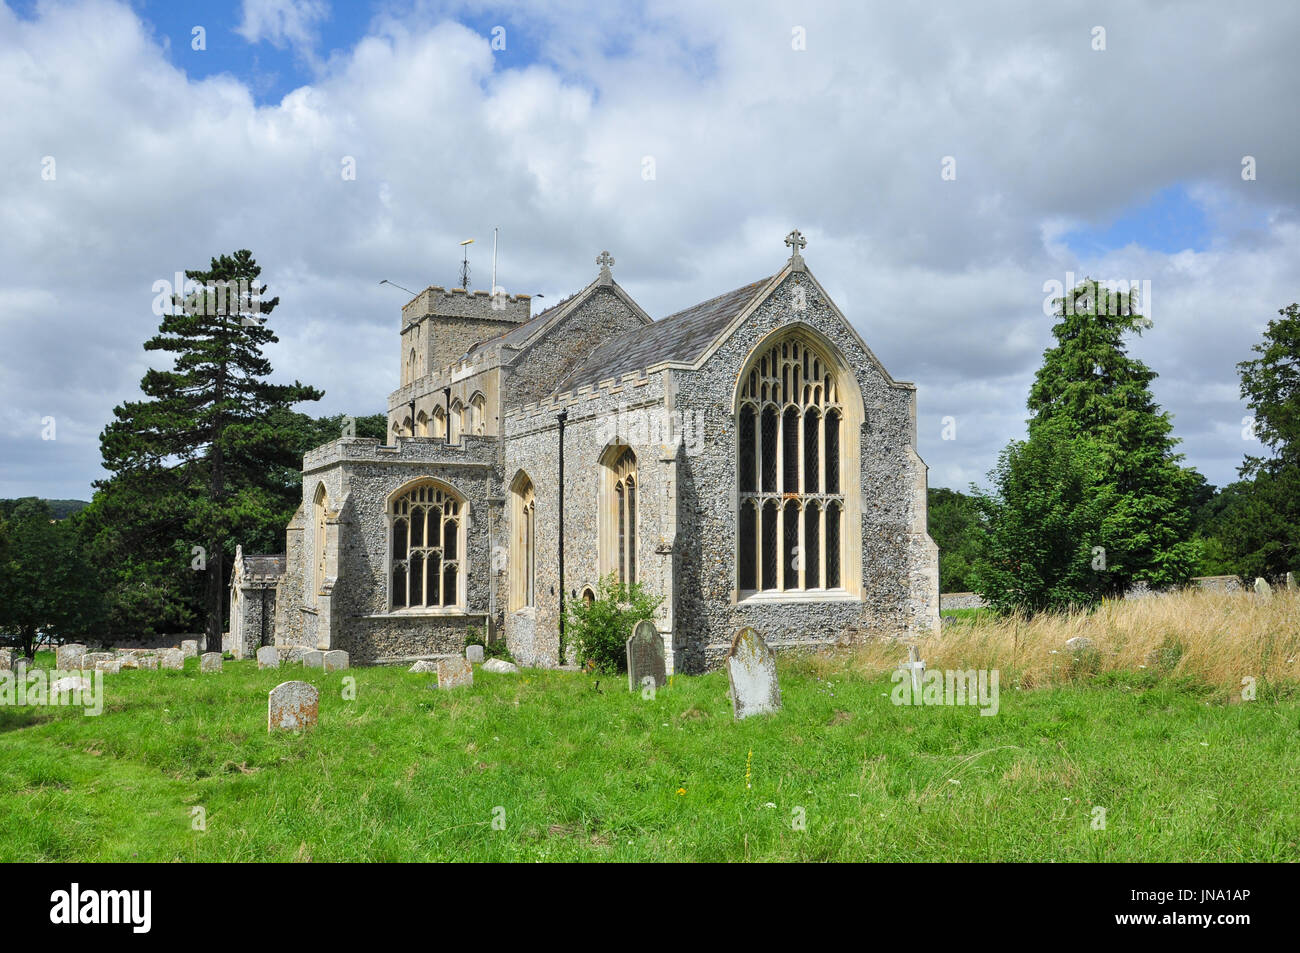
[268,681,319,732]
[626,620,666,692]
[466,644,485,664]
[409,660,437,673]
[1288,572,1296,591]
[200,652,222,673]
[725,627,782,720]
[1255,577,1273,598]
[256,646,280,669]
[57,643,87,669]
[138,655,159,671]
[437,657,473,690]
[181,640,199,659]
[303,650,324,669]
[323,650,349,672]
[158,648,184,670]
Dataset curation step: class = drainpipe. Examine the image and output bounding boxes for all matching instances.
[444,387,452,442]
[557,409,567,663]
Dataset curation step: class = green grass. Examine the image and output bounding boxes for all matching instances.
[1,652,1297,861]
[940,606,994,623]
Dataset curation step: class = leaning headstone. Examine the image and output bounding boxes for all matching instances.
[409,660,438,674]
[1287,572,1296,592]
[466,644,485,664]
[1255,577,1272,598]
[725,627,782,720]
[323,650,349,672]
[57,643,87,669]
[181,640,199,659]
[158,648,184,670]
[437,657,473,690]
[268,681,319,732]
[481,658,519,674]
[626,621,666,692]
[302,650,324,669]
[256,646,280,670]
[200,652,222,673]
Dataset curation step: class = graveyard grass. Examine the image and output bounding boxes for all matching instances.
[2,590,1299,861]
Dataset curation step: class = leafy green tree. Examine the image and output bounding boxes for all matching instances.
[84,251,323,647]
[927,487,985,592]
[0,499,104,656]
[974,279,1198,611]
[1225,303,1300,578]
[564,574,662,674]
[972,420,1112,612]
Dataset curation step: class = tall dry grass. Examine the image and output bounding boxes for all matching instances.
[821,588,1300,693]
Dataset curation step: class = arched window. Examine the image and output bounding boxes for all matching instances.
[600,446,637,585]
[736,333,851,594]
[509,472,535,610]
[389,481,465,609]
[470,392,487,435]
[432,405,446,439]
[449,400,464,442]
[312,483,329,596]
[416,410,429,437]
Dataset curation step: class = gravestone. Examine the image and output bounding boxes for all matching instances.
[13,656,31,677]
[625,621,666,692]
[303,650,324,669]
[181,640,199,659]
[268,681,319,732]
[200,652,222,673]
[900,644,926,695]
[51,675,92,697]
[1255,577,1272,598]
[95,659,122,674]
[1064,636,1095,654]
[158,648,185,670]
[466,644,485,664]
[323,650,349,672]
[118,655,140,670]
[409,660,437,673]
[256,646,280,670]
[1287,572,1296,592]
[725,627,782,720]
[83,652,114,668]
[0,650,12,671]
[57,643,87,669]
[138,655,159,671]
[278,645,311,664]
[437,657,473,690]
[482,659,519,674]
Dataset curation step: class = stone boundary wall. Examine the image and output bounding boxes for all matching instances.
[941,575,1252,610]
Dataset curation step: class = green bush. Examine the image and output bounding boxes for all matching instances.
[564,574,662,674]
[464,627,513,663]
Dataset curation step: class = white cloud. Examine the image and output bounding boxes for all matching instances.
[235,0,329,61]
[0,0,1298,500]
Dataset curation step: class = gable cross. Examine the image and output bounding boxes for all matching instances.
[784,229,807,268]
[596,250,615,281]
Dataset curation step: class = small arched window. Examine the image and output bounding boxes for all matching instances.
[312,483,329,596]
[600,446,637,585]
[449,400,464,442]
[432,405,446,439]
[389,481,465,609]
[470,392,487,435]
[509,472,536,610]
[416,410,429,437]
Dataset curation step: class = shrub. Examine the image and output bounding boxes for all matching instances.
[564,574,661,674]
[465,626,513,663]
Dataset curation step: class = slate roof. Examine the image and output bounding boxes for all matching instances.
[243,555,286,577]
[556,276,771,391]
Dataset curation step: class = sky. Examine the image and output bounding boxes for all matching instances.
[1,0,1297,501]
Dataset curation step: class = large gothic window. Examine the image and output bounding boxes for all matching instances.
[600,446,637,585]
[737,334,848,594]
[509,473,535,610]
[312,483,329,596]
[389,481,464,609]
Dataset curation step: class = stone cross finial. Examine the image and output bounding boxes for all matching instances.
[596,250,615,281]
[784,229,807,267]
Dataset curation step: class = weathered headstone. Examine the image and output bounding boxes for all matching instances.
[51,675,92,696]
[725,627,781,720]
[437,657,473,690]
[158,648,184,670]
[117,654,140,670]
[95,659,122,674]
[409,660,438,673]
[268,680,319,732]
[200,652,222,673]
[83,652,114,668]
[13,655,31,677]
[181,640,199,659]
[302,650,324,669]
[626,620,666,692]
[466,644,485,664]
[323,650,349,672]
[138,655,159,671]
[1255,577,1272,598]
[278,645,311,664]
[1064,636,1095,654]
[1287,572,1296,592]
[57,643,87,669]
[481,658,519,674]
[0,650,13,671]
[256,646,280,670]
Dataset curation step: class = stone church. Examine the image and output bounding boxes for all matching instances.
[227,232,939,673]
